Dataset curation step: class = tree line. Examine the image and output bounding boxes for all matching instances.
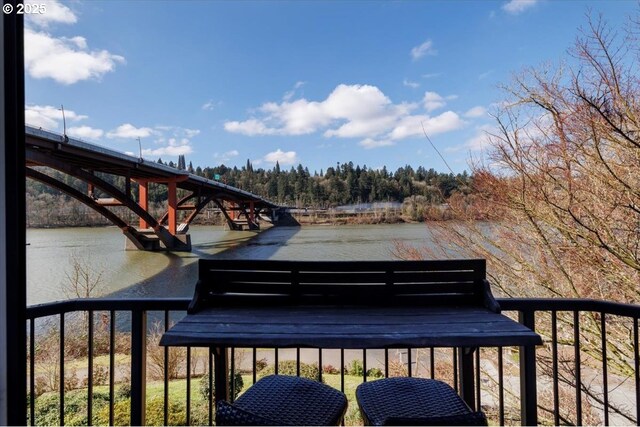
[161,155,472,208]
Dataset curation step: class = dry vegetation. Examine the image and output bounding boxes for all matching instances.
[394,11,640,425]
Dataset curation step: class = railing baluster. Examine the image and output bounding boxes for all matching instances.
[552,311,559,426]
[407,348,412,377]
[208,350,213,426]
[340,349,345,393]
[475,347,481,411]
[87,310,94,426]
[252,348,257,384]
[430,347,435,379]
[186,346,191,426]
[275,347,279,374]
[363,349,367,382]
[453,348,458,392]
[498,347,504,426]
[574,311,582,426]
[296,348,301,377]
[318,348,323,382]
[30,318,35,426]
[518,309,538,426]
[164,311,169,426]
[60,313,65,427]
[634,317,639,426]
[130,309,147,426]
[601,312,609,426]
[384,349,389,378]
[109,310,115,427]
[230,348,236,403]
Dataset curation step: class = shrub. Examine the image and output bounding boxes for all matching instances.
[323,364,339,375]
[199,371,244,401]
[346,359,364,377]
[116,382,131,400]
[96,399,130,426]
[255,357,268,372]
[259,360,321,382]
[145,397,187,426]
[366,367,384,379]
[147,321,187,381]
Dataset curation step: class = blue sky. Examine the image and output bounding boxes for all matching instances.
[24,0,637,174]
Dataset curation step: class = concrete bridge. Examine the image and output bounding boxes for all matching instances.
[25,126,291,251]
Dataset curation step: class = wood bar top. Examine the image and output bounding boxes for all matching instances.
[160,305,542,349]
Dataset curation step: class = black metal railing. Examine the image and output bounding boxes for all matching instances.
[25,298,640,426]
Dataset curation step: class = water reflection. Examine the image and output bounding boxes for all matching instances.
[27,223,434,304]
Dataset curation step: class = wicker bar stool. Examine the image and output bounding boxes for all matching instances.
[356,378,488,426]
[216,374,348,426]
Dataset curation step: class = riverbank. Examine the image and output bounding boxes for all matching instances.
[26,210,420,229]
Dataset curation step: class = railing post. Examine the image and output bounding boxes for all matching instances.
[130,310,147,426]
[519,310,538,426]
[458,347,476,411]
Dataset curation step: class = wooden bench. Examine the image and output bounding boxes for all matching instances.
[187,259,501,314]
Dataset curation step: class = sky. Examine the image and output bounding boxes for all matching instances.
[24,0,638,174]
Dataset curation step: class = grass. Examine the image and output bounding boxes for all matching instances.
[31,372,368,426]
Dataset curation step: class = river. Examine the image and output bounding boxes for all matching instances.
[26,224,438,305]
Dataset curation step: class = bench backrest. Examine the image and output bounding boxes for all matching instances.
[188,259,500,313]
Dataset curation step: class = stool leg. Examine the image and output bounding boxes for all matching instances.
[459,347,476,411]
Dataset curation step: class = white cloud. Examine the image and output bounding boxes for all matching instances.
[502,0,538,15]
[465,132,492,151]
[478,70,493,80]
[464,106,487,118]
[24,2,124,85]
[410,39,437,60]
[142,137,193,157]
[25,104,87,130]
[403,79,420,89]
[214,150,240,163]
[155,125,201,139]
[283,81,306,101]
[25,0,77,28]
[137,126,201,158]
[423,92,446,112]
[262,149,299,166]
[67,126,104,140]
[25,28,125,85]
[358,138,395,149]
[447,125,495,153]
[422,73,441,79]
[224,118,279,136]
[202,100,222,111]
[184,129,200,138]
[389,111,465,140]
[107,124,155,139]
[225,83,467,149]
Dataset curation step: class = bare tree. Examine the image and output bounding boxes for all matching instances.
[394,11,640,425]
[63,251,105,300]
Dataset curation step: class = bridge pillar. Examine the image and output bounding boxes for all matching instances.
[167,180,177,235]
[230,202,238,220]
[138,180,149,229]
[249,201,255,224]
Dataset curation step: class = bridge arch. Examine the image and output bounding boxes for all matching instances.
[25,125,284,251]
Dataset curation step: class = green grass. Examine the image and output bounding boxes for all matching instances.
[31,372,369,426]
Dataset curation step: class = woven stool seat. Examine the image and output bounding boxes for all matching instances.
[356,378,487,426]
[216,374,348,426]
